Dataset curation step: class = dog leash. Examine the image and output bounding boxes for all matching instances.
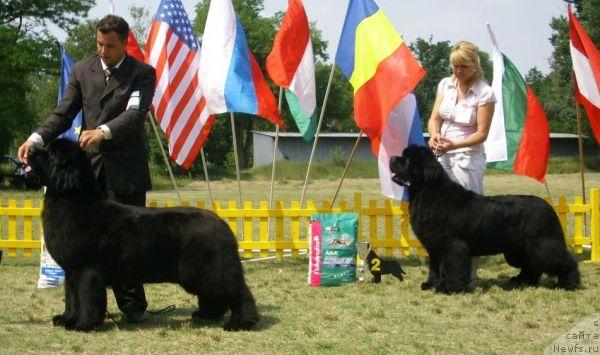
[147,304,176,315]
[105,304,176,330]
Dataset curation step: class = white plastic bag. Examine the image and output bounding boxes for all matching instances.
[37,233,65,288]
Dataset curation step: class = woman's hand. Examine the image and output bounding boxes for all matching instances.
[429,136,455,156]
[428,133,443,149]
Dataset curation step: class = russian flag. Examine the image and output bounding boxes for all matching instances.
[198,0,284,129]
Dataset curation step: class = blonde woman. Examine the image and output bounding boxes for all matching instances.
[427,41,496,290]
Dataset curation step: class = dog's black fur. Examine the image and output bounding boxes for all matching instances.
[364,245,406,283]
[28,139,259,331]
[390,145,580,293]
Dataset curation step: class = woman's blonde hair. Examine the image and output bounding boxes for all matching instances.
[450,41,484,84]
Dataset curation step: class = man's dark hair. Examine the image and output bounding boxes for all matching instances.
[96,15,129,42]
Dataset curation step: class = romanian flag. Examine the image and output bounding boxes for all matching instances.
[484,24,549,183]
[266,0,317,141]
[335,0,425,155]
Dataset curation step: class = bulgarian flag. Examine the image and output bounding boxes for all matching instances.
[266,0,317,141]
[484,23,550,183]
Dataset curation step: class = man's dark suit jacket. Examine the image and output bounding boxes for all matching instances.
[35,54,157,196]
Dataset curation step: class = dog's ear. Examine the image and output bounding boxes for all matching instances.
[48,155,83,193]
[46,140,89,193]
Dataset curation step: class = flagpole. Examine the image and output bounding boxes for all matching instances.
[200,148,213,206]
[575,101,587,203]
[230,112,243,206]
[331,130,362,207]
[300,64,336,207]
[148,110,183,204]
[269,88,284,211]
[544,181,553,201]
[267,88,284,239]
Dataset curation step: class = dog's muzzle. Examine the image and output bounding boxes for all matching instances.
[391,174,410,187]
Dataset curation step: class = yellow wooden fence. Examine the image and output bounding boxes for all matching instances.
[1,189,599,261]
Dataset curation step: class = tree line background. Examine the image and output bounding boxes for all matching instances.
[0,0,597,177]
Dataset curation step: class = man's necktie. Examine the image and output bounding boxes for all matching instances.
[104,67,115,83]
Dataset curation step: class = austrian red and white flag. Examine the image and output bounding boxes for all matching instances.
[145,0,216,169]
[569,4,600,145]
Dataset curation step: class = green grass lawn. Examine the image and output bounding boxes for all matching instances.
[1,255,599,353]
[1,173,600,353]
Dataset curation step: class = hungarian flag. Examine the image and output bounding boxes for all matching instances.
[335,0,425,200]
[569,5,600,145]
[484,24,550,183]
[266,0,317,141]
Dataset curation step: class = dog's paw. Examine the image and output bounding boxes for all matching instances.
[65,322,95,332]
[192,306,228,321]
[420,281,435,290]
[509,275,524,285]
[52,314,66,327]
[223,319,257,332]
[435,283,470,294]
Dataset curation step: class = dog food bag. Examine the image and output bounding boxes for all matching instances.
[37,233,65,288]
[308,212,358,287]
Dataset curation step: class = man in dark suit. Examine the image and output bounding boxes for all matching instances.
[18,15,156,323]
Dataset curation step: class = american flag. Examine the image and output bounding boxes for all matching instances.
[145,0,215,169]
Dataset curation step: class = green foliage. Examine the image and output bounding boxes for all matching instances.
[0,0,94,30]
[478,50,493,84]
[410,37,451,124]
[0,26,58,154]
[316,63,355,132]
[410,37,492,128]
[129,5,151,49]
[0,0,94,156]
[63,19,97,60]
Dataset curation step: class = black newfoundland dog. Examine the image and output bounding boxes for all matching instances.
[28,139,259,331]
[390,145,580,293]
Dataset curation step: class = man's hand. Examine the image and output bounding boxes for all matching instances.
[79,129,105,150]
[17,141,38,164]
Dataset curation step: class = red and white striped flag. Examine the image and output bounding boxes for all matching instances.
[569,4,600,145]
[145,0,215,169]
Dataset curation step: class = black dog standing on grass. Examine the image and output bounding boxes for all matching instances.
[389,145,580,294]
[28,139,259,331]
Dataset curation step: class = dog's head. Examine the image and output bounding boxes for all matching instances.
[389,145,444,187]
[27,138,97,195]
